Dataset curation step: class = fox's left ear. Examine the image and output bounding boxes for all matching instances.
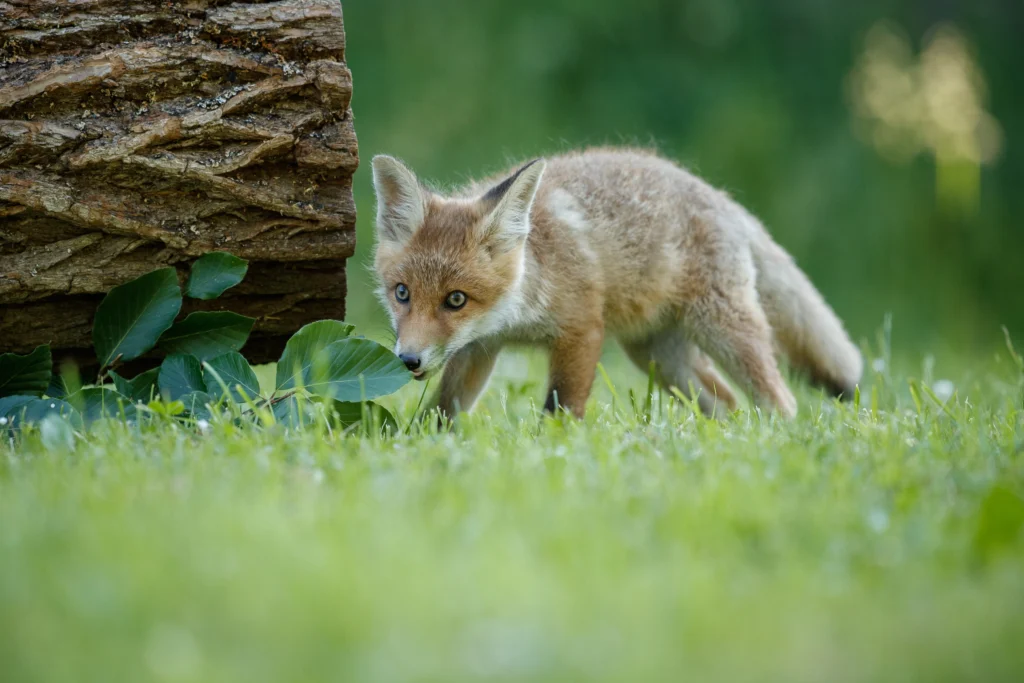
[479,159,546,253]
[372,155,426,247]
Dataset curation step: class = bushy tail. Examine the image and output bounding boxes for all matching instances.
[752,234,863,398]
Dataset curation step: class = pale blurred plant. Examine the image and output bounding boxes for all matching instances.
[847,22,1002,213]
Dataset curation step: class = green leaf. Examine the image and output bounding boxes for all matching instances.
[0,345,52,398]
[203,352,260,402]
[328,400,398,435]
[47,374,69,399]
[179,391,215,421]
[93,268,182,367]
[158,312,254,361]
[0,395,35,427]
[2,398,82,429]
[275,320,357,391]
[295,338,411,402]
[187,253,249,300]
[269,396,397,433]
[158,354,206,401]
[110,368,161,404]
[68,387,136,425]
[271,394,313,428]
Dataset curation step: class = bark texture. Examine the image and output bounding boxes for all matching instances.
[0,0,357,364]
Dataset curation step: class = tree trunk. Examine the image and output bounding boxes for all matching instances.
[0,0,357,367]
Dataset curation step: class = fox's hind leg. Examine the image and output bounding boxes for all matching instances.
[691,352,739,415]
[685,285,797,418]
[679,245,798,418]
[621,328,737,417]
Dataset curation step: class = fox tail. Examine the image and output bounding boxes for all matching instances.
[752,232,863,399]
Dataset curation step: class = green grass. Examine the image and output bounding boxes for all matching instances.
[2,348,1023,683]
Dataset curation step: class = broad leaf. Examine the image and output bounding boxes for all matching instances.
[272,394,314,428]
[275,320,356,391]
[93,268,182,367]
[158,354,205,401]
[328,400,398,435]
[0,395,35,426]
[110,368,161,404]
[270,396,397,434]
[203,352,260,402]
[68,387,136,425]
[46,374,69,399]
[158,312,254,361]
[0,345,52,398]
[187,253,249,300]
[180,391,215,421]
[2,398,82,429]
[297,338,411,401]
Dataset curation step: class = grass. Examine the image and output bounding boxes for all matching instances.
[2,344,1023,683]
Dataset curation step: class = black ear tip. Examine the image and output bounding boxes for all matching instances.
[482,158,545,202]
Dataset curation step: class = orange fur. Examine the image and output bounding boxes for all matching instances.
[372,148,862,420]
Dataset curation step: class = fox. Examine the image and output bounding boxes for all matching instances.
[371,147,862,420]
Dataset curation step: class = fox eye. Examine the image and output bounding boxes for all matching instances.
[395,283,410,303]
[445,291,467,310]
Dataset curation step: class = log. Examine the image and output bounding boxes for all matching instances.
[0,0,357,367]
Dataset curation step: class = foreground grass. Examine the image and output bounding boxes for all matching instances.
[2,349,1023,683]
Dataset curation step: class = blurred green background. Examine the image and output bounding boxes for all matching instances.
[342,0,1022,359]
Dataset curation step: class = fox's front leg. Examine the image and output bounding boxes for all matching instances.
[435,340,502,419]
[544,325,605,418]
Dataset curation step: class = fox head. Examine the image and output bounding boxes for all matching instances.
[371,155,546,380]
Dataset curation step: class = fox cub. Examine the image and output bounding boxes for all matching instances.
[372,148,861,419]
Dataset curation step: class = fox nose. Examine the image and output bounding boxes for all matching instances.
[399,353,421,372]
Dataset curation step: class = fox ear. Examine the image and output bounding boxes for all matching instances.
[372,155,426,246]
[479,159,546,252]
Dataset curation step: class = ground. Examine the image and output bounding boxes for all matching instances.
[2,345,1023,683]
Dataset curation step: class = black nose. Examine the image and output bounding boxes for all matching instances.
[399,353,421,371]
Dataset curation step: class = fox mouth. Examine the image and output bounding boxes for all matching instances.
[410,350,459,382]
[411,366,438,381]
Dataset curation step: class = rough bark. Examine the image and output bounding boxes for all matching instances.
[0,0,357,366]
